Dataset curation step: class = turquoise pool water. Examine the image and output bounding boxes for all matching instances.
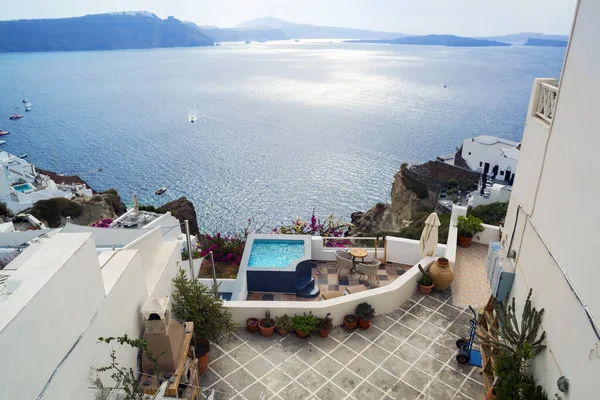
[13,183,34,193]
[248,240,305,268]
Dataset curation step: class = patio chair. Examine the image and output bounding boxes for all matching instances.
[356,259,382,284]
[335,250,354,276]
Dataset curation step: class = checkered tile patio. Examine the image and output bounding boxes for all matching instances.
[200,290,486,399]
[246,262,411,302]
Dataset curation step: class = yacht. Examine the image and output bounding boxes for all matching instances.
[19,154,27,159]
[0,140,6,145]
[155,187,167,195]
[0,130,9,136]
[25,106,32,112]
[9,114,23,120]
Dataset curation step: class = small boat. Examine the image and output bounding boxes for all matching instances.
[259,39,267,43]
[22,99,28,104]
[155,187,167,195]
[189,116,196,123]
[0,140,6,145]
[245,40,251,44]
[294,39,300,42]
[19,154,27,159]
[25,106,31,112]
[443,84,447,88]
[0,130,9,136]
[9,114,23,120]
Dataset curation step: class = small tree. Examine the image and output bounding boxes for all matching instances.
[455,214,484,238]
[95,335,159,400]
[171,269,236,350]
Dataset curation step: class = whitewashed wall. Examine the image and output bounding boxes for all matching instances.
[446,205,467,266]
[226,258,437,326]
[123,228,162,274]
[473,223,501,245]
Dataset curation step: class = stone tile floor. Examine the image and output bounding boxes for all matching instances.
[452,244,492,308]
[246,262,411,302]
[200,290,486,399]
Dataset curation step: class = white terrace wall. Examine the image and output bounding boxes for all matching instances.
[472,223,501,245]
[311,236,445,266]
[44,250,148,400]
[0,234,105,400]
[123,227,162,274]
[446,205,467,266]
[226,257,437,326]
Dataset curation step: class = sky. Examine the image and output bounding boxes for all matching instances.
[0,0,576,36]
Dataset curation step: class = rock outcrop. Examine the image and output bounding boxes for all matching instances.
[37,168,96,193]
[159,197,199,235]
[351,169,428,235]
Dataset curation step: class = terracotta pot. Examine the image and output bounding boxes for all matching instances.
[197,351,209,375]
[195,338,210,375]
[246,318,259,333]
[418,283,434,295]
[259,319,276,337]
[358,319,371,330]
[343,315,357,330]
[277,327,288,336]
[296,330,310,338]
[319,329,329,338]
[429,257,454,291]
[458,236,472,247]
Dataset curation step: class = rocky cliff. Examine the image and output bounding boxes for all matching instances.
[159,197,199,235]
[351,168,431,235]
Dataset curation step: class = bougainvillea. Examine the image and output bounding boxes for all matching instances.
[274,212,354,247]
[91,218,113,228]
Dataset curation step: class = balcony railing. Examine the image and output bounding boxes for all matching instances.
[535,82,558,123]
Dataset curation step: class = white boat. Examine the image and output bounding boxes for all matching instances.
[25,106,32,112]
[19,154,27,159]
[0,140,6,145]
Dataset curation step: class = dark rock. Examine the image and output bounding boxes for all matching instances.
[350,211,364,225]
[37,168,96,193]
[159,197,199,235]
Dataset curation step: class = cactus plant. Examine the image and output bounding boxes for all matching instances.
[479,289,546,358]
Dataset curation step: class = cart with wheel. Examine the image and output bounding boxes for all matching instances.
[455,305,482,367]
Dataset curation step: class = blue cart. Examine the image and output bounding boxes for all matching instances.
[455,306,482,367]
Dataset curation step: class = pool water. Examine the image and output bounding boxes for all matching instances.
[12,183,35,193]
[248,240,305,268]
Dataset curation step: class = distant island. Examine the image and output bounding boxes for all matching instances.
[196,26,288,42]
[0,11,214,53]
[346,35,511,47]
[476,33,569,44]
[237,16,406,40]
[524,38,568,47]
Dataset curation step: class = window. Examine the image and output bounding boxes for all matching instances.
[479,161,482,167]
[500,170,504,176]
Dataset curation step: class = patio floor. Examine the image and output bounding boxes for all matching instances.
[247,261,412,302]
[200,290,486,399]
[451,244,491,308]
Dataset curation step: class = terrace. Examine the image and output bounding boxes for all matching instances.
[199,290,486,399]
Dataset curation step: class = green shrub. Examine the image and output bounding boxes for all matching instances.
[0,202,11,217]
[447,179,458,188]
[30,198,83,227]
[455,215,484,238]
[138,204,167,214]
[291,312,319,333]
[446,188,458,196]
[355,302,376,321]
[469,202,508,226]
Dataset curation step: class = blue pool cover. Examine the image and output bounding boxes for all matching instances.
[248,240,305,268]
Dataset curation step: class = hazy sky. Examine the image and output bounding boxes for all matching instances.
[1,0,576,36]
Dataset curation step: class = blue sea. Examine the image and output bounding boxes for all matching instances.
[0,41,564,233]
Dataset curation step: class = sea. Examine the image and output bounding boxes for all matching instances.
[0,40,565,233]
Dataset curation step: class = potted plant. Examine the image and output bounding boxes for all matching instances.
[343,314,358,331]
[455,214,484,247]
[275,314,291,336]
[171,269,236,375]
[318,313,333,338]
[246,318,259,333]
[259,311,276,337]
[291,312,319,338]
[355,302,376,330]
[417,264,434,294]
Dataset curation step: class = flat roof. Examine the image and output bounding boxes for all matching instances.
[472,135,520,148]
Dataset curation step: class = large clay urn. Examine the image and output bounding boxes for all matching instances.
[429,257,454,290]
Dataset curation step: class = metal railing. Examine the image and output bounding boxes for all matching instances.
[535,82,558,123]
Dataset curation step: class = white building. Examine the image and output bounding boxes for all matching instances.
[467,182,511,208]
[461,135,519,184]
[0,216,187,399]
[502,1,600,398]
[0,151,93,213]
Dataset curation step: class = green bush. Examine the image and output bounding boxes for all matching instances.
[455,215,484,238]
[0,202,11,217]
[469,202,508,226]
[138,204,167,214]
[30,198,83,227]
[291,312,319,333]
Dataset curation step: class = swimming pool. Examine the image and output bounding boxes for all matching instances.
[248,239,305,268]
[12,183,35,193]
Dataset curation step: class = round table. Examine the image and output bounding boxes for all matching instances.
[349,248,368,277]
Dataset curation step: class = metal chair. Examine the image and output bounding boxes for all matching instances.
[335,250,354,276]
[356,259,382,284]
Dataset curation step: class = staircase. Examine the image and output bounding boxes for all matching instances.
[295,260,320,298]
